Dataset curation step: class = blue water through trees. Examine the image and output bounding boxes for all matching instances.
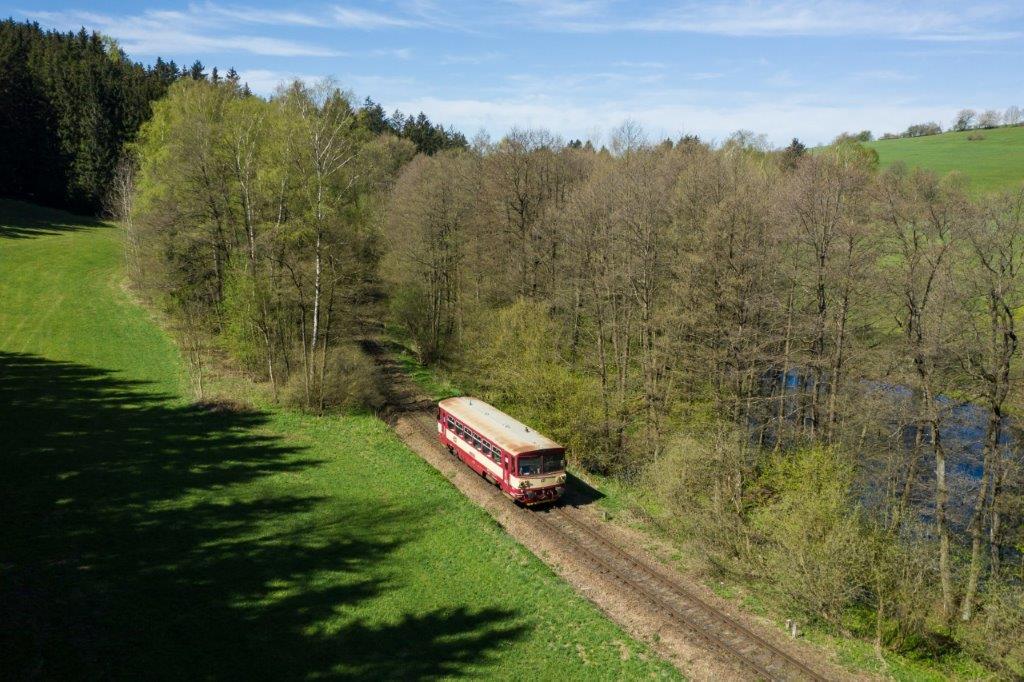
[759,370,1017,535]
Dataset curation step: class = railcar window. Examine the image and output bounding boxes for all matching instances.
[517,453,565,476]
[544,453,565,473]
[518,456,542,476]
[446,416,455,429]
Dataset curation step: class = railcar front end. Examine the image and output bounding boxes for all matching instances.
[507,449,566,505]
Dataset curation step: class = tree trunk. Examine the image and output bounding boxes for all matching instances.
[960,409,999,621]
[929,390,953,621]
[826,292,849,443]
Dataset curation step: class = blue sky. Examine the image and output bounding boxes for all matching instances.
[12,1,1024,146]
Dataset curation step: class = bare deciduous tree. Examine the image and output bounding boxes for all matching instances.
[954,108,978,131]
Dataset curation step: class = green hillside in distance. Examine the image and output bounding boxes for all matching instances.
[866,125,1024,194]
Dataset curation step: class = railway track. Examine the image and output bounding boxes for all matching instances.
[531,506,827,681]
[363,338,828,681]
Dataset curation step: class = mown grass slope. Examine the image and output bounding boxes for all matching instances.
[0,200,677,680]
[867,126,1024,194]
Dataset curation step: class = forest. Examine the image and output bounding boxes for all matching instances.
[0,20,177,212]
[125,75,1024,673]
[5,17,1023,675]
[0,20,465,213]
[379,129,1024,671]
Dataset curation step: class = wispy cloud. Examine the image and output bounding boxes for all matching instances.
[192,2,324,27]
[854,69,913,82]
[237,69,327,94]
[23,5,428,60]
[689,71,724,81]
[441,51,503,65]
[392,92,960,147]
[502,0,610,19]
[332,5,422,29]
[371,47,414,59]
[25,8,343,57]
[503,70,666,96]
[612,61,666,69]
[519,0,1022,42]
[763,70,799,88]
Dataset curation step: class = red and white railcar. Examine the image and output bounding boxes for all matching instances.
[438,397,566,505]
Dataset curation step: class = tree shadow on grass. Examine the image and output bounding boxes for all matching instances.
[0,200,103,239]
[0,353,526,679]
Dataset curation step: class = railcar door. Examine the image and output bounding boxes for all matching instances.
[503,453,511,487]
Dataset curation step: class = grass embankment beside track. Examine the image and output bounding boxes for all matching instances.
[0,200,678,680]
[867,125,1024,194]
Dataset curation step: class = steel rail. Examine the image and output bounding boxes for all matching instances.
[537,506,828,681]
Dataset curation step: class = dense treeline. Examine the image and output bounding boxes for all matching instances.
[0,20,466,214]
[358,98,469,156]
[0,20,175,212]
[876,105,1023,141]
[125,77,422,411]
[382,130,1024,673]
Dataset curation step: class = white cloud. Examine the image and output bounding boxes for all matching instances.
[25,5,426,62]
[192,2,324,27]
[526,0,1022,41]
[613,61,667,69]
[236,69,327,95]
[688,71,724,81]
[854,69,913,82]
[763,70,799,88]
[388,92,961,147]
[25,9,343,57]
[332,6,421,29]
[503,0,610,19]
[371,47,414,59]
[441,51,503,65]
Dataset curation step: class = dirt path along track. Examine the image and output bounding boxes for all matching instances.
[533,507,827,681]
[362,339,838,681]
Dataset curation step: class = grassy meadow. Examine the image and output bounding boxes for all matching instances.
[0,200,678,680]
[867,125,1024,194]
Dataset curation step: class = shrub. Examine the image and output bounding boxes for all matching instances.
[750,447,869,625]
[390,282,455,364]
[282,345,384,413]
[963,582,1024,676]
[645,426,754,571]
[220,265,271,376]
[865,527,934,652]
[966,132,986,141]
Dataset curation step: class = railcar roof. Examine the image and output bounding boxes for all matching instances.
[439,397,562,454]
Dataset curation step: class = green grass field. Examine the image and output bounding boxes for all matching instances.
[0,200,678,680]
[867,125,1024,194]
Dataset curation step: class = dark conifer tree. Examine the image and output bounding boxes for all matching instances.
[358,97,392,136]
[0,20,183,212]
[781,137,807,169]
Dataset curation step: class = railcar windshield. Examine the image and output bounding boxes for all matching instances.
[517,452,565,476]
